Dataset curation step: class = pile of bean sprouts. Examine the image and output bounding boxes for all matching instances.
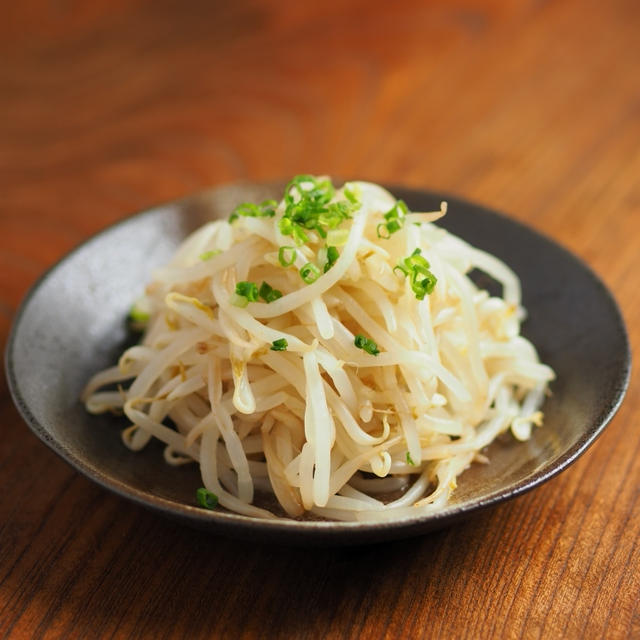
[83,178,554,522]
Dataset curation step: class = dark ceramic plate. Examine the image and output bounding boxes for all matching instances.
[6,182,631,545]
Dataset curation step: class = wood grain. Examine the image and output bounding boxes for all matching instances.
[1,0,638,638]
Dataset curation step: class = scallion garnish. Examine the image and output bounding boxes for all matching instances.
[278,217,310,246]
[377,200,409,239]
[277,175,360,246]
[285,175,335,207]
[229,199,277,223]
[232,280,282,305]
[394,248,437,299]
[278,246,296,267]
[406,452,416,466]
[343,182,361,204]
[196,487,218,509]
[324,246,339,273]
[300,262,321,284]
[235,281,259,302]
[259,281,283,303]
[270,338,288,351]
[326,228,349,247]
[354,333,380,355]
[319,201,353,229]
[230,293,249,308]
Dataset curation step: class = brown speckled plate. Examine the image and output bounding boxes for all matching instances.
[5,182,631,545]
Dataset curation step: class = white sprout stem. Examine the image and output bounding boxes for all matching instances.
[302,350,333,507]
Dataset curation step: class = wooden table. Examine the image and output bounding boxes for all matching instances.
[1,1,638,637]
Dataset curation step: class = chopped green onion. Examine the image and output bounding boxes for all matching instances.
[377,200,409,238]
[385,219,402,234]
[279,217,310,246]
[376,223,391,239]
[270,338,288,351]
[230,293,249,308]
[300,262,321,284]
[319,201,352,229]
[229,199,277,223]
[232,280,282,306]
[199,249,221,261]
[278,217,293,234]
[229,177,360,253]
[387,200,408,220]
[278,246,296,267]
[343,182,361,204]
[326,228,349,247]
[406,452,416,466]
[259,281,283,303]
[277,216,302,243]
[395,248,437,299]
[354,333,380,355]
[324,246,339,273]
[278,175,357,247]
[261,199,278,215]
[285,175,334,206]
[291,225,311,245]
[196,487,218,509]
[235,281,259,302]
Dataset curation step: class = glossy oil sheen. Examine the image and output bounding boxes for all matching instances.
[5,182,631,545]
